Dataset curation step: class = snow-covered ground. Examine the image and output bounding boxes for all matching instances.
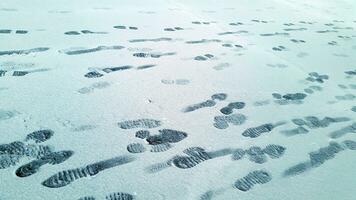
[0,0,355,199]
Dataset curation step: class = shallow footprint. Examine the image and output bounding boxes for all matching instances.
[234,170,272,191]
[127,143,146,153]
[213,114,247,129]
[25,129,54,143]
[118,119,161,129]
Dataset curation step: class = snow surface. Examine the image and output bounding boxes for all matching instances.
[0,0,355,199]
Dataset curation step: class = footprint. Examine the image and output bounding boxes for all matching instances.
[345,69,356,76]
[173,147,235,169]
[150,143,173,152]
[329,122,356,138]
[335,94,356,101]
[78,82,110,94]
[135,130,150,139]
[25,129,54,143]
[183,93,227,113]
[194,54,215,61]
[65,30,107,35]
[246,147,267,164]
[83,71,103,78]
[304,85,323,94]
[129,37,172,43]
[164,27,184,31]
[64,31,80,35]
[0,154,21,169]
[211,93,227,101]
[60,45,124,55]
[102,66,133,73]
[118,119,162,129]
[253,100,270,106]
[0,47,49,56]
[219,101,245,115]
[229,22,244,26]
[231,149,245,160]
[284,28,307,31]
[218,30,248,36]
[15,150,73,177]
[0,70,6,77]
[351,106,356,112]
[234,170,272,191]
[145,159,175,173]
[105,192,135,200]
[280,126,309,136]
[0,29,11,33]
[260,32,289,37]
[281,116,349,136]
[251,19,269,23]
[263,144,286,159]
[199,191,214,200]
[146,129,188,145]
[0,29,28,34]
[305,72,329,83]
[136,64,156,70]
[0,109,19,121]
[185,39,221,44]
[266,63,288,68]
[133,52,175,58]
[172,147,211,169]
[78,197,96,200]
[291,116,350,129]
[42,155,135,188]
[213,114,247,129]
[316,30,338,33]
[272,46,287,51]
[272,92,307,105]
[242,122,285,138]
[343,140,356,150]
[290,39,306,43]
[127,47,153,52]
[222,43,244,49]
[328,41,338,46]
[113,25,138,30]
[127,143,146,153]
[0,68,49,77]
[161,79,190,85]
[283,162,310,177]
[0,141,53,169]
[84,66,133,78]
[71,125,96,132]
[192,21,214,25]
[283,141,352,177]
[297,52,309,58]
[24,144,54,159]
[232,144,286,163]
[213,63,230,71]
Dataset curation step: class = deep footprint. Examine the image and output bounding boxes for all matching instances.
[146,129,188,145]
